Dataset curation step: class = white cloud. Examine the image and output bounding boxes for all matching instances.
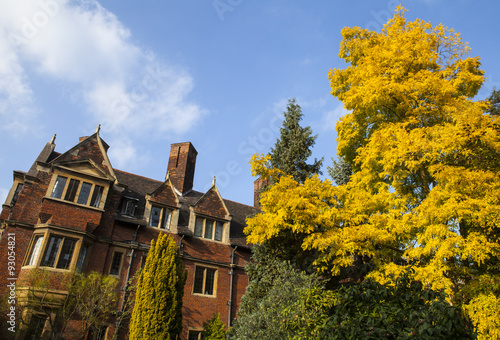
[0,29,38,135]
[0,0,206,156]
[321,103,349,132]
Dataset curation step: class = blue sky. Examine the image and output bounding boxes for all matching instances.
[1,0,499,207]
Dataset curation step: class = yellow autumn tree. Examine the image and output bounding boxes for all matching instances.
[246,7,500,338]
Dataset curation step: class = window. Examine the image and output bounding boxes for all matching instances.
[40,236,77,269]
[188,330,202,340]
[25,314,48,339]
[11,183,23,205]
[76,243,89,273]
[193,266,217,296]
[49,175,105,208]
[25,233,87,271]
[77,182,92,205]
[51,176,67,199]
[149,205,173,229]
[194,217,224,241]
[120,197,138,216]
[26,235,44,266]
[109,252,123,276]
[90,185,104,207]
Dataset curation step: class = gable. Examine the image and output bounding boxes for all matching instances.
[50,133,115,180]
[149,180,178,207]
[193,187,228,219]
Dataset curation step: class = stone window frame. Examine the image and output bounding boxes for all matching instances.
[192,263,218,298]
[187,329,203,340]
[4,175,24,206]
[45,170,109,210]
[119,196,139,217]
[23,228,90,273]
[109,248,126,277]
[144,201,178,232]
[189,209,230,244]
[193,216,225,242]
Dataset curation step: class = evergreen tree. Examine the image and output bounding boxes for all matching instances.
[327,155,352,186]
[129,233,186,340]
[201,313,226,340]
[270,98,323,184]
[231,246,323,339]
[486,88,500,116]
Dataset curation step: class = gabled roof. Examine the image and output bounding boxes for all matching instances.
[50,129,116,181]
[192,179,230,220]
[113,170,254,247]
[148,175,179,207]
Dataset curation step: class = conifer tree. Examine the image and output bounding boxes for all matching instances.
[129,233,186,340]
[201,313,226,340]
[270,98,323,184]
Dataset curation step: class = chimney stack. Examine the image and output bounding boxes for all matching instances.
[167,142,198,194]
[253,177,269,208]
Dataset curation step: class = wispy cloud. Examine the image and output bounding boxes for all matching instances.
[0,0,206,167]
[321,103,349,132]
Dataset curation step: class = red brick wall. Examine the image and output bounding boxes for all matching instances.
[167,142,197,193]
[40,199,103,231]
[194,189,227,219]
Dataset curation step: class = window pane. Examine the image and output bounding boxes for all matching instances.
[150,206,162,227]
[11,183,23,205]
[204,220,213,239]
[27,235,44,266]
[64,179,80,202]
[205,268,216,295]
[76,244,89,273]
[163,208,172,229]
[188,331,201,340]
[123,199,137,216]
[77,182,92,205]
[193,267,205,294]
[215,221,223,241]
[25,314,47,340]
[90,185,104,207]
[56,238,76,269]
[51,176,67,199]
[194,217,203,237]
[110,252,123,275]
[41,236,62,267]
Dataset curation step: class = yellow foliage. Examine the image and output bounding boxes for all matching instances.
[465,293,500,340]
[246,6,500,337]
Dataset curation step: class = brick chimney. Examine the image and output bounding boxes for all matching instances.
[167,142,198,194]
[253,177,269,207]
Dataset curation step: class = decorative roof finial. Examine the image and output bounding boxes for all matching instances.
[50,134,56,144]
[96,124,101,134]
[212,176,216,186]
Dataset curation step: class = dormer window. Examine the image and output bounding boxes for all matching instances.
[194,217,224,242]
[120,197,138,216]
[149,205,173,229]
[49,175,105,208]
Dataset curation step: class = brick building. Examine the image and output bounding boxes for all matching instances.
[0,129,256,339]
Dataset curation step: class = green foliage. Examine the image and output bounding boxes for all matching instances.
[290,270,473,340]
[486,88,500,116]
[71,272,119,338]
[231,248,323,339]
[270,98,323,184]
[201,313,227,340]
[327,155,352,186]
[129,233,186,340]
[13,269,118,339]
